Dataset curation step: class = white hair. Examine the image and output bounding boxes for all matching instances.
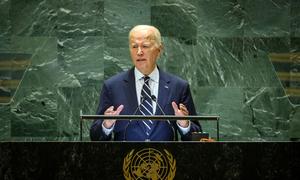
[129,25,162,47]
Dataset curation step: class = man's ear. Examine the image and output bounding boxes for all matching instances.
[158,45,164,55]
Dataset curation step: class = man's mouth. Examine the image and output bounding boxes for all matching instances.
[137,59,146,62]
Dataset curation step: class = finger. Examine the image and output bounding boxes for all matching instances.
[104,106,114,114]
[179,104,189,115]
[114,105,124,115]
[181,110,188,116]
[171,101,179,112]
[179,103,187,111]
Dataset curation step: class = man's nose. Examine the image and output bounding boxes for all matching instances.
[137,47,143,56]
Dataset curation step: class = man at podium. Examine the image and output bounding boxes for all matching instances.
[90,25,201,141]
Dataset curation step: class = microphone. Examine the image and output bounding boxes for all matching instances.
[132,96,145,115]
[123,96,145,141]
[151,95,175,141]
[151,95,165,115]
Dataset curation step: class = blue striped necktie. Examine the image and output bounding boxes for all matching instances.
[139,76,154,136]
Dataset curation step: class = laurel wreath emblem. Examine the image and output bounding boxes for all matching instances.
[165,149,176,180]
[123,149,134,180]
[123,148,176,180]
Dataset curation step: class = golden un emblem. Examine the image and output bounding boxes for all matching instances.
[123,148,176,180]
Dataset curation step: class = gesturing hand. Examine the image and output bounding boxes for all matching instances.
[172,102,190,128]
[103,105,124,129]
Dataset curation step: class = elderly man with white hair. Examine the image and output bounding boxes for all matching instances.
[90,25,201,141]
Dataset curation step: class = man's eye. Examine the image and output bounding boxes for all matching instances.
[143,45,150,48]
[132,45,138,48]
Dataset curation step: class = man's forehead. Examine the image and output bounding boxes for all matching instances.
[130,35,155,43]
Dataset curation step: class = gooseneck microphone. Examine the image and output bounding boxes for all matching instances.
[151,95,165,115]
[123,96,145,141]
[151,95,175,141]
[132,96,145,115]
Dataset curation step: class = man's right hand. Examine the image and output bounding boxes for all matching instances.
[103,105,124,129]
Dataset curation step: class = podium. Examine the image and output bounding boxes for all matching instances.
[1,142,298,179]
[80,113,220,141]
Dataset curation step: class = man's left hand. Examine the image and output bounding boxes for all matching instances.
[172,101,190,128]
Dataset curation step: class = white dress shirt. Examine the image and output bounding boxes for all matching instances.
[134,66,159,114]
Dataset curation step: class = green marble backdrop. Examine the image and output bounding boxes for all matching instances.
[0,0,299,141]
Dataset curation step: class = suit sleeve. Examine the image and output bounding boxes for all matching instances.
[178,83,202,141]
[90,82,113,141]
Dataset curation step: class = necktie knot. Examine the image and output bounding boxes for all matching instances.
[143,76,150,83]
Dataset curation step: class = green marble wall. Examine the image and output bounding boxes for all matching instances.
[0,0,299,141]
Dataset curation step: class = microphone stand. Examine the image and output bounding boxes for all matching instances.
[151,95,176,141]
[123,96,145,141]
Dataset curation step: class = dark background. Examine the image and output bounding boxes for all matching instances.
[0,142,299,179]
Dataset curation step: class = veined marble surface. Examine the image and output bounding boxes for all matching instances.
[0,0,299,141]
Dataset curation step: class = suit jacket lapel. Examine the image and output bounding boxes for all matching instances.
[156,70,171,115]
[123,67,146,131]
[149,69,171,136]
[123,68,138,114]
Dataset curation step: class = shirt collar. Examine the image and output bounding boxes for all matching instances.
[134,66,159,83]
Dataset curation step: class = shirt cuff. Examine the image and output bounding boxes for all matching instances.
[102,121,115,136]
[177,120,191,135]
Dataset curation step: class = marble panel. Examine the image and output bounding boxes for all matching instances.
[57,36,104,84]
[0,53,32,104]
[9,0,58,36]
[0,0,298,141]
[289,37,300,105]
[194,87,246,140]
[243,87,293,141]
[0,0,11,51]
[291,0,300,37]
[57,0,104,37]
[291,37,300,53]
[104,47,132,79]
[196,0,244,37]
[243,38,284,88]
[104,0,151,48]
[160,37,244,87]
[8,37,74,90]
[289,106,300,140]
[242,0,290,37]
[57,84,101,141]
[10,36,57,66]
[247,37,290,53]
[10,88,58,137]
[151,2,198,44]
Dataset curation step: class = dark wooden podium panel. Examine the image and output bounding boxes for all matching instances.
[0,142,299,179]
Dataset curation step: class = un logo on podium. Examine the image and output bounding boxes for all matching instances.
[123,148,176,180]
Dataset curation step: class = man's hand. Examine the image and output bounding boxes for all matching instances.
[172,101,190,128]
[103,105,124,129]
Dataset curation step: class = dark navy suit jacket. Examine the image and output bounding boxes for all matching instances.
[90,67,201,141]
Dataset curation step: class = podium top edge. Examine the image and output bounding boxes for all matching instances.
[80,115,220,120]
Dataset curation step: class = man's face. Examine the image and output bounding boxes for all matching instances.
[129,28,161,75]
